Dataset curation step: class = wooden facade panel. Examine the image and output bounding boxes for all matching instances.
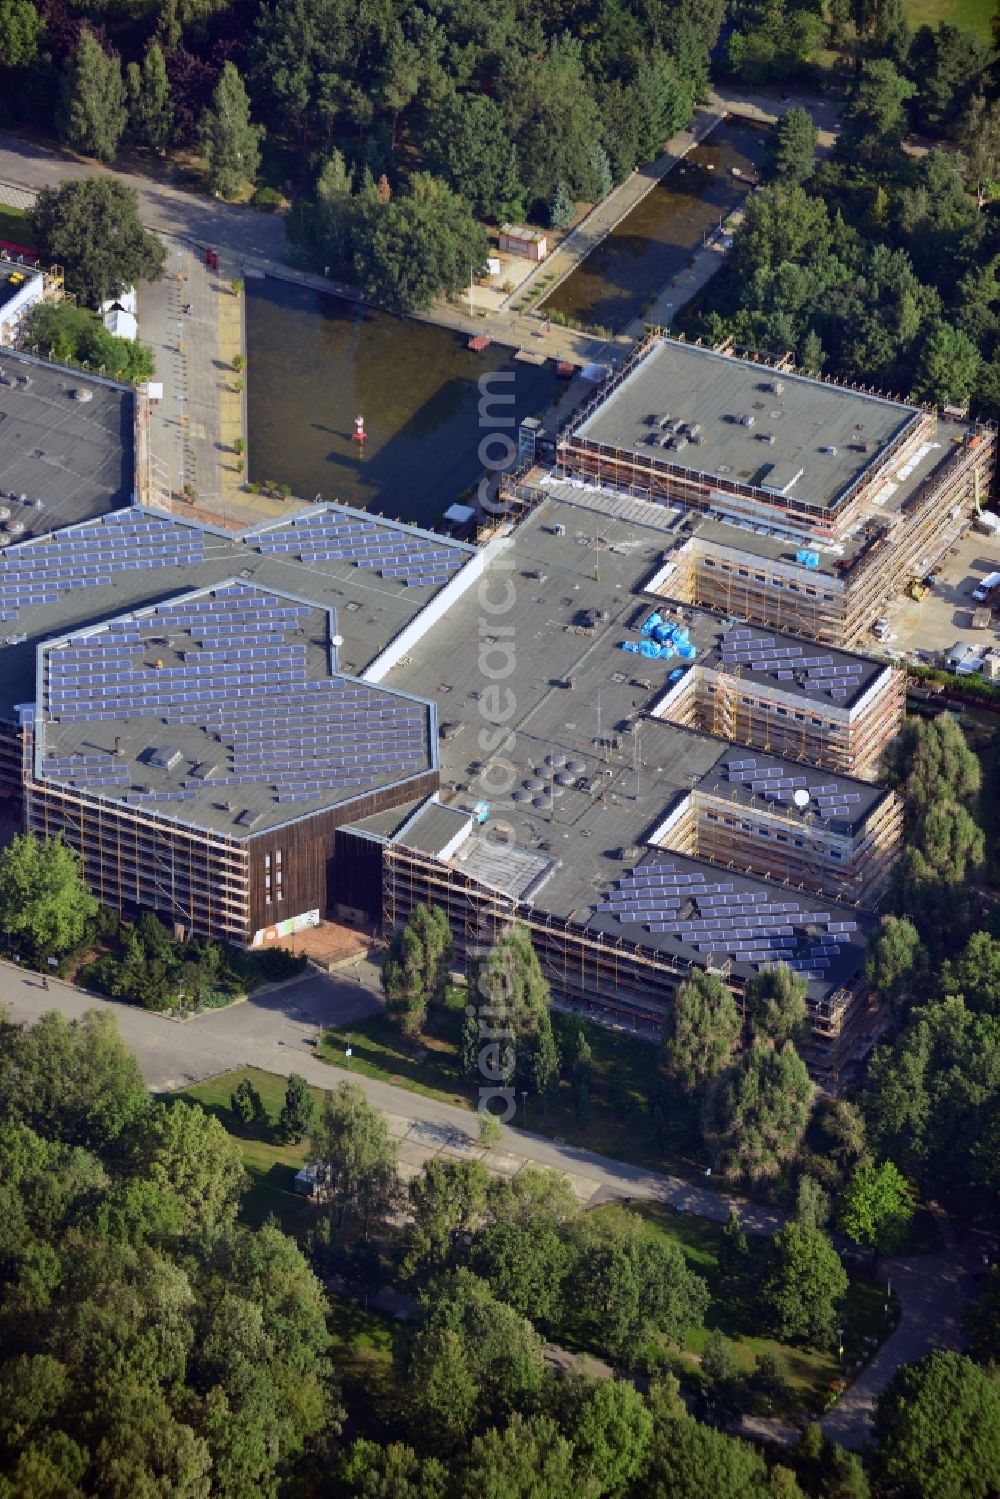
[245,771,437,935]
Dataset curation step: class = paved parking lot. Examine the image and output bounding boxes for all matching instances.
[878,525,1000,664]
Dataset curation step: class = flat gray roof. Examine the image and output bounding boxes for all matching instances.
[385,492,882,1000]
[572,338,919,512]
[395,800,471,857]
[0,350,133,530]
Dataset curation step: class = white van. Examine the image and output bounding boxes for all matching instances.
[972,571,1000,603]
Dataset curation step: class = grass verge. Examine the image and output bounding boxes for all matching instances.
[175,1066,323,1235]
[621,1199,896,1416]
[902,0,993,37]
[0,203,34,248]
[315,990,699,1178]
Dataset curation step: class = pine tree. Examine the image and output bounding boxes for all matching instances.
[315,150,355,270]
[278,1073,316,1143]
[58,30,127,163]
[382,904,453,1036]
[549,181,575,230]
[570,1027,593,1122]
[199,61,262,198]
[459,1008,481,1087]
[718,1208,750,1277]
[127,43,173,152]
[529,1013,560,1104]
[588,143,613,200]
[231,1077,266,1129]
[467,924,550,1044]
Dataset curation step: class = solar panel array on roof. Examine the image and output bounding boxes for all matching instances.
[719,630,866,699]
[719,756,866,823]
[0,514,205,621]
[40,584,429,805]
[246,510,465,589]
[595,860,858,977]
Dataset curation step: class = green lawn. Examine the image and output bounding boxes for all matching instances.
[620,1200,896,1416]
[326,1293,399,1437]
[317,989,703,1179]
[0,203,34,249]
[175,1066,324,1235]
[902,0,993,36]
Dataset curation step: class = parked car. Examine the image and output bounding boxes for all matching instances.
[972,570,1000,603]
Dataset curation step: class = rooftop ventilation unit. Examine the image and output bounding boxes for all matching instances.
[147,746,182,771]
[740,413,755,428]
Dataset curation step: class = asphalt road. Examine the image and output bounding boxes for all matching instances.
[0,131,287,263]
[0,959,787,1227]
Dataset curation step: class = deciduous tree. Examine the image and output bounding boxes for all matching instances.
[764,107,817,184]
[762,1222,847,1346]
[30,177,166,308]
[838,1159,914,1260]
[873,1350,1000,1498]
[0,833,97,960]
[0,0,44,68]
[423,93,524,222]
[661,969,741,1095]
[353,172,489,312]
[746,964,808,1045]
[568,1204,709,1362]
[865,915,926,1014]
[139,1099,246,1234]
[703,1038,813,1182]
[382,904,452,1035]
[309,1080,401,1236]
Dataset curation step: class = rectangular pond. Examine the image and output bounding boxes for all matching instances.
[245,278,561,528]
[540,115,769,335]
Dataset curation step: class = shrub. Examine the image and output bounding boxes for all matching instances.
[251,185,282,211]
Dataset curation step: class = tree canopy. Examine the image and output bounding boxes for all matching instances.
[0,833,97,961]
[30,178,166,308]
[873,1351,1000,1499]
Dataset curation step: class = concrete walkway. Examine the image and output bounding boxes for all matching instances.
[821,1245,980,1449]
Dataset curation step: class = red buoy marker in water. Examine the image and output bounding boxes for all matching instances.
[352,415,366,443]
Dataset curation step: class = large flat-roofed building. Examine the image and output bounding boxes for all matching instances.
[0,349,135,532]
[552,335,995,646]
[1,502,479,943]
[362,491,903,1085]
[0,474,900,1084]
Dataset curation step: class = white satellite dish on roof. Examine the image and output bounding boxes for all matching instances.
[793,788,810,808]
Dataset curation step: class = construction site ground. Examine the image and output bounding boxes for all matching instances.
[880,525,1000,663]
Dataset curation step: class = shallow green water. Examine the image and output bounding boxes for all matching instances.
[246,279,560,527]
[540,116,769,334]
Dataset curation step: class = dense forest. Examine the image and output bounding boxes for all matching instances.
[0,0,724,197]
[3,1001,999,1496]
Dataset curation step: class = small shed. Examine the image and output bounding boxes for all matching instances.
[294,1163,325,1199]
[104,308,138,341]
[99,286,138,316]
[499,225,548,262]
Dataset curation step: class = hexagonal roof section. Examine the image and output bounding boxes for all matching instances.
[32,579,436,836]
